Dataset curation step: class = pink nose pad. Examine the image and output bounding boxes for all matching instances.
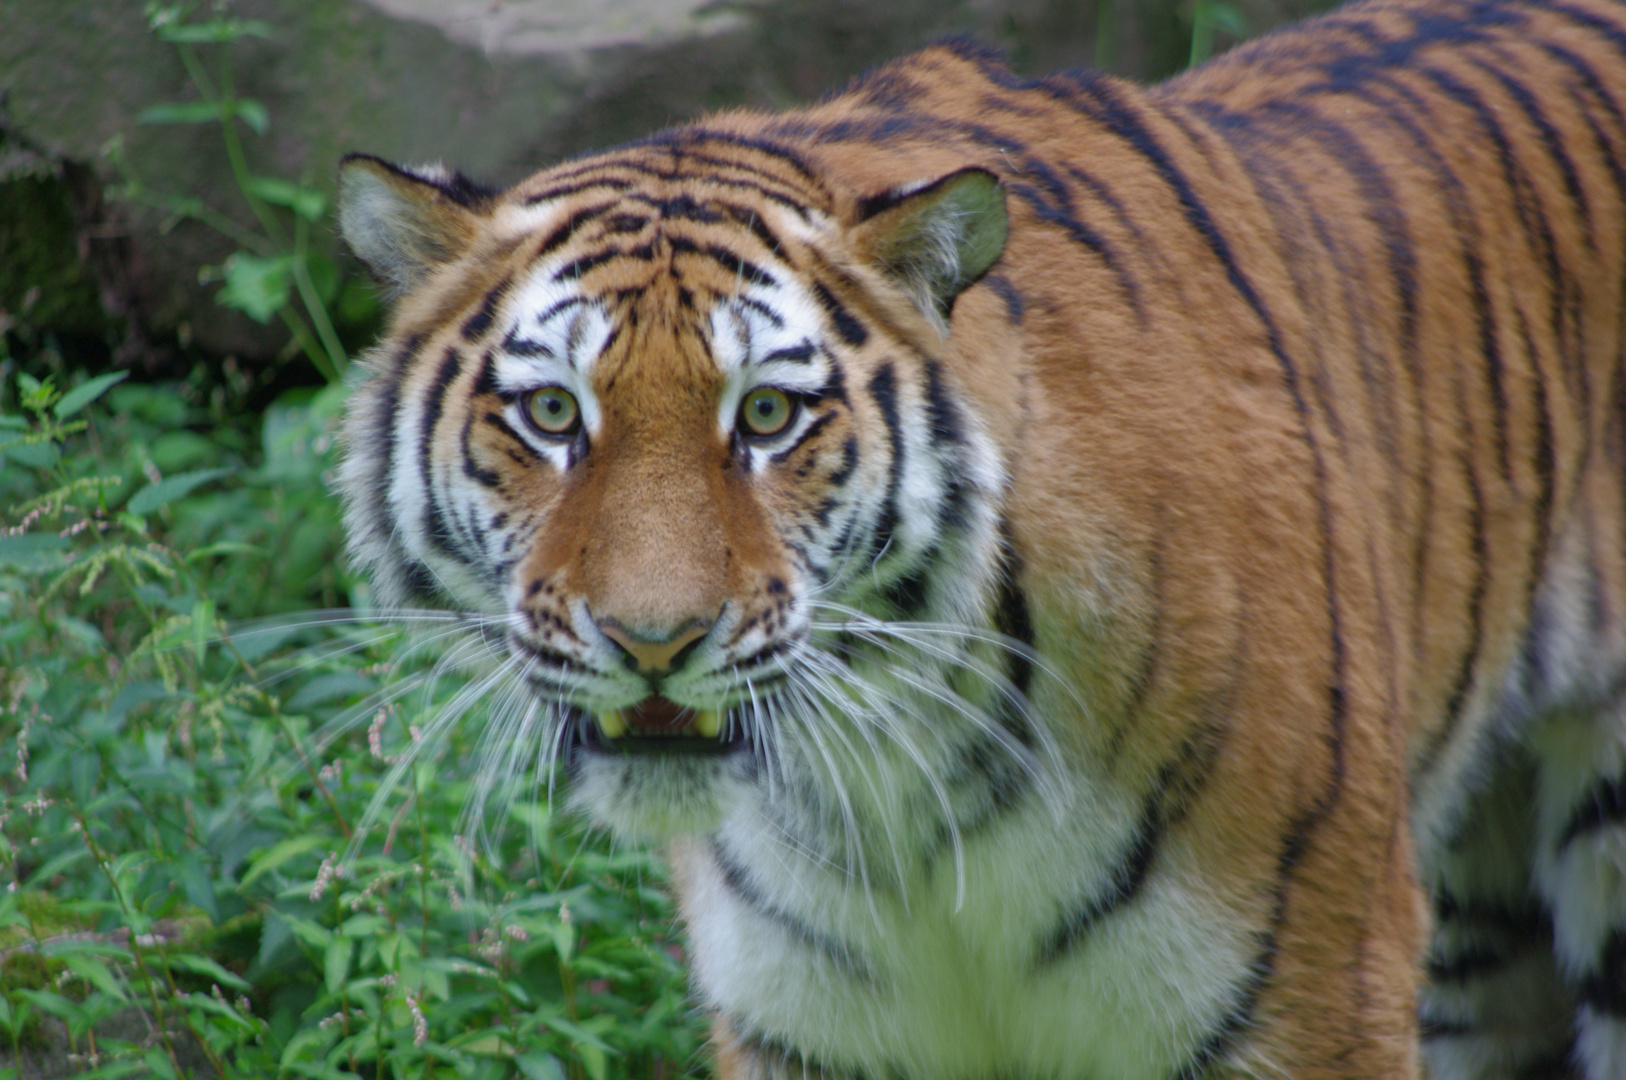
[599,621,711,674]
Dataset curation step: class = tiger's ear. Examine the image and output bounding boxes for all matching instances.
[337,154,495,293]
[852,167,1008,324]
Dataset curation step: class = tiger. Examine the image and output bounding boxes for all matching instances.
[333,0,1626,1074]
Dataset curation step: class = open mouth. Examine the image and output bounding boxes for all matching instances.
[581,697,740,755]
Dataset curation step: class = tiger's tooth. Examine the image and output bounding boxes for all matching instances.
[694,710,720,738]
[596,710,626,739]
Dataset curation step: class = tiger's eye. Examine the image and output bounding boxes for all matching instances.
[525,387,579,436]
[740,387,794,437]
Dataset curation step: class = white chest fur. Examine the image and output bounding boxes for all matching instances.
[674,778,1260,1080]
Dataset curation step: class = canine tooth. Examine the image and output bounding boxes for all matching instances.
[597,710,626,739]
[694,710,720,738]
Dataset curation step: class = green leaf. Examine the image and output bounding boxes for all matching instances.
[239,834,326,887]
[165,953,252,991]
[247,176,325,221]
[54,371,130,419]
[127,466,233,515]
[142,1047,179,1080]
[185,540,267,562]
[62,955,127,1002]
[156,18,274,43]
[323,935,353,995]
[578,1044,608,1080]
[178,853,221,923]
[213,253,293,323]
[137,101,220,126]
[190,598,214,666]
[233,99,270,135]
[15,989,83,1025]
[515,1051,567,1080]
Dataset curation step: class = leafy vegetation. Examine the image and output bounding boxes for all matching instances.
[0,363,705,1079]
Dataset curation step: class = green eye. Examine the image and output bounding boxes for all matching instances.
[739,387,794,438]
[524,386,580,436]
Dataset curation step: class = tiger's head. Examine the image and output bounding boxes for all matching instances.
[336,136,1025,847]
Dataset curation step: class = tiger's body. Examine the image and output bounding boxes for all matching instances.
[335,0,1626,1075]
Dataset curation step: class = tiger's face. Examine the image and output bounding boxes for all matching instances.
[337,148,1014,843]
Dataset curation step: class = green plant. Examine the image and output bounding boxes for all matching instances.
[107,2,362,386]
[0,366,706,1078]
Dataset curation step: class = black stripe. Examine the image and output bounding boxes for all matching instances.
[812,279,868,347]
[524,176,632,204]
[461,276,510,340]
[768,410,836,465]
[553,247,622,281]
[1419,61,1572,389]
[921,360,966,450]
[735,295,785,328]
[1037,730,1222,964]
[763,341,815,364]
[1580,928,1626,1015]
[667,236,776,285]
[482,411,541,465]
[867,363,903,560]
[878,563,930,618]
[533,202,617,256]
[828,436,860,487]
[419,348,465,560]
[1063,75,1349,799]
[1005,180,1143,322]
[981,273,1026,324]
[1472,56,1593,248]
[1431,447,1489,774]
[459,413,501,489]
[1558,771,1626,849]
[709,840,876,983]
[1427,946,1513,983]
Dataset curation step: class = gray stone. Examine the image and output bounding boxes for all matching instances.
[0,0,1314,360]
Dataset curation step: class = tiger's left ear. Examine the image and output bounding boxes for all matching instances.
[851,167,1008,324]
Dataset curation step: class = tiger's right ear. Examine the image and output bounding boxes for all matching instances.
[336,154,495,293]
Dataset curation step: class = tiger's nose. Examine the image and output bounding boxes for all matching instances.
[598,618,712,674]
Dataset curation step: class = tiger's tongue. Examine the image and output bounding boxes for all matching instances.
[625,696,693,733]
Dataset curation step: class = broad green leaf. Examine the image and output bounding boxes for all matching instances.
[324,935,353,995]
[178,852,220,923]
[578,1044,607,1080]
[41,940,131,960]
[248,176,326,221]
[239,833,326,887]
[54,371,129,419]
[214,253,292,323]
[62,955,127,1001]
[142,1047,179,1080]
[514,1052,567,1080]
[166,953,251,991]
[137,101,220,126]
[127,466,233,515]
[538,1013,616,1055]
[15,989,83,1024]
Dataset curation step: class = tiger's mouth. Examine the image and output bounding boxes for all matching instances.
[577,696,741,756]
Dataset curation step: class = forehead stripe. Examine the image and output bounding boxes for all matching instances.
[534,201,618,258]
[667,236,776,285]
[811,279,868,347]
[461,276,511,340]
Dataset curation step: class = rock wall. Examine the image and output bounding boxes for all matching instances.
[0,0,1319,365]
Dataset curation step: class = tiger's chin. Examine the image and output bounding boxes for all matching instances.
[563,711,758,841]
